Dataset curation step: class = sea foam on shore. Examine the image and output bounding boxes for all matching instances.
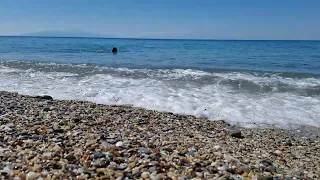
[1,61,320,129]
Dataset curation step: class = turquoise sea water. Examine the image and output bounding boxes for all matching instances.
[0,36,319,128]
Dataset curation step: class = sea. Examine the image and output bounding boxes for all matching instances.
[0,36,319,128]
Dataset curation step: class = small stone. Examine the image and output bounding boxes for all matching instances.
[42,152,52,158]
[1,167,11,175]
[114,172,124,178]
[274,150,282,155]
[139,147,151,154]
[233,175,243,180]
[242,172,249,177]
[65,154,77,162]
[210,161,218,167]
[217,165,228,171]
[115,141,124,147]
[229,130,244,138]
[93,151,106,159]
[96,168,107,174]
[12,170,20,176]
[141,172,150,179]
[74,168,84,175]
[76,175,87,180]
[150,173,162,180]
[213,145,221,150]
[26,172,40,180]
[129,162,136,168]
[108,162,118,169]
[34,95,53,100]
[23,139,33,144]
[266,165,276,172]
[237,168,245,175]
[118,163,128,170]
[224,154,232,163]
[196,172,204,178]
[258,175,274,180]
[132,167,140,176]
[52,145,62,152]
[18,173,26,180]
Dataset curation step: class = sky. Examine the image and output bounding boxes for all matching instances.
[0,0,320,40]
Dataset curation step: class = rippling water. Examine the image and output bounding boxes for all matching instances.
[0,36,320,128]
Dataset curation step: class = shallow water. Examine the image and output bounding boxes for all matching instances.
[0,36,320,128]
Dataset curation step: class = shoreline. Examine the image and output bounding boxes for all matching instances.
[0,91,319,179]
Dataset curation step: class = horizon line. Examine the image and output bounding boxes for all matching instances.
[0,35,319,41]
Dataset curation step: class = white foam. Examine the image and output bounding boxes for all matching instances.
[0,66,319,128]
[213,72,320,88]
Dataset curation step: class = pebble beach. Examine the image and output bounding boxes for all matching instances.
[0,91,319,180]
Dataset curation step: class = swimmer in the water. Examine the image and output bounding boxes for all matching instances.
[112,47,117,53]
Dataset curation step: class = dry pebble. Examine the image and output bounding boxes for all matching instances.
[0,91,319,179]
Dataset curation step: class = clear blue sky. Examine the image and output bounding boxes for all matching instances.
[0,0,319,40]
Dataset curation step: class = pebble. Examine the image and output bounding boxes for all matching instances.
[217,165,228,171]
[138,147,151,154]
[26,172,40,180]
[266,165,276,172]
[141,172,150,179]
[150,173,162,180]
[115,141,124,147]
[258,175,274,180]
[229,130,244,138]
[93,151,106,159]
[42,151,52,158]
[196,172,204,178]
[274,150,282,155]
[0,167,11,175]
[213,145,221,150]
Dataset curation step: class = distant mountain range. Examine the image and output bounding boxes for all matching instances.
[20,30,119,38]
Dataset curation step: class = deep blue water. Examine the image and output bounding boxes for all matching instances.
[0,36,319,75]
[0,36,320,128]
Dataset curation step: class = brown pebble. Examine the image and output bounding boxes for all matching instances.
[12,170,20,176]
[140,168,148,172]
[237,168,244,175]
[114,172,124,178]
[18,173,26,180]
[96,168,107,175]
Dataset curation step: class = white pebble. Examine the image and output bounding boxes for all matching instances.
[26,172,40,180]
[233,175,243,180]
[116,141,124,147]
[224,154,232,162]
[150,173,162,180]
[141,172,150,179]
[213,145,221,150]
[1,167,11,174]
[217,165,228,171]
[210,161,218,166]
[73,168,84,174]
[196,172,203,178]
[274,150,282,155]
[42,152,52,158]
[23,139,33,144]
